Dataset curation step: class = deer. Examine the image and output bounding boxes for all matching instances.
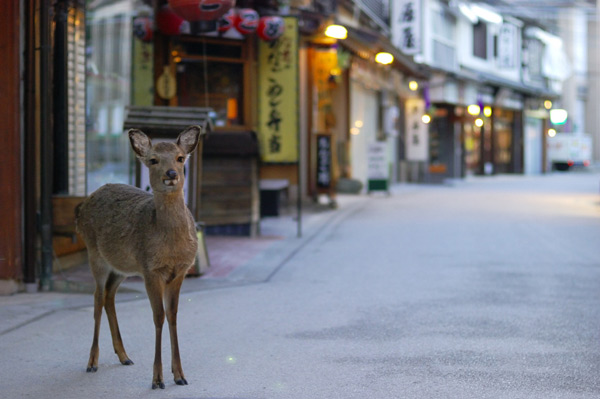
[75,126,201,389]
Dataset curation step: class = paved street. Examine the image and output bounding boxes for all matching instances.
[1,172,600,398]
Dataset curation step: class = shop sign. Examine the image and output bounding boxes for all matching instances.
[258,16,299,163]
[405,98,428,161]
[392,0,422,55]
[497,23,517,69]
[316,134,331,188]
[367,142,389,192]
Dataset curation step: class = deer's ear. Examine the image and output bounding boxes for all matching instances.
[129,129,152,158]
[177,126,201,155]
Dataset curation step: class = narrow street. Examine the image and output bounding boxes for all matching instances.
[1,172,600,398]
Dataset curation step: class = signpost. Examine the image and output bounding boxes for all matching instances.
[367,142,389,194]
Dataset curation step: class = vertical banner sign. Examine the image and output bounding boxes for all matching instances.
[258,17,298,163]
[405,98,428,161]
[497,23,516,69]
[316,134,331,188]
[392,0,421,55]
[367,142,389,192]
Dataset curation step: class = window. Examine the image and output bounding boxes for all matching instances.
[172,38,250,128]
[431,6,456,70]
[86,1,135,194]
[473,22,487,59]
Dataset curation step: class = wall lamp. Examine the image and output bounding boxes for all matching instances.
[375,52,394,65]
[324,24,347,40]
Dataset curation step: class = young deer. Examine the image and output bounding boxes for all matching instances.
[76,126,201,389]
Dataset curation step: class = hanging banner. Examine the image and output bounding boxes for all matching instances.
[258,16,298,163]
[405,98,428,161]
[316,134,332,188]
[392,0,422,55]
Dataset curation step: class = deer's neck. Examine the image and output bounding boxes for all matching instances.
[153,191,191,232]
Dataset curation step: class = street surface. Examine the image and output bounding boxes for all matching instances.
[1,172,600,398]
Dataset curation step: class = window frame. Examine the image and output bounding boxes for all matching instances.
[168,36,255,131]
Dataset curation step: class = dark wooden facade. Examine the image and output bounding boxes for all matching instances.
[0,2,23,281]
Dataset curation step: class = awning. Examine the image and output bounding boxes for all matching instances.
[341,25,428,79]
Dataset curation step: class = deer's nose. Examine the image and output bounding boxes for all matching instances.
[166,169,178,179]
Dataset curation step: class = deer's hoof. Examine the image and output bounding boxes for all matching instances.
[86,366,98,373]
[175,378,188,386]
[152,381,165,390]
[121,359,134,366]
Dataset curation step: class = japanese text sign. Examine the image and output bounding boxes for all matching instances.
[258,16,299,163]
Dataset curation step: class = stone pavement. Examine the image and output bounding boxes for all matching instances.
[0,192,373,336]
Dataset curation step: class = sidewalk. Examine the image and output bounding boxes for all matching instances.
[0,193,371,336]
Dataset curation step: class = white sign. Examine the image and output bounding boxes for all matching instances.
[392,0,422,55]
[497,23,517,68]
[405,98,428,161]
[367,142,388,179]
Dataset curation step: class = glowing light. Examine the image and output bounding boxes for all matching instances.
[421,114,431,124]
[544,100,552,110]
[354,120,363,128]
[350,127,360,135]
[483,106,492,117]
[467,104,481,116]
[550,109,568,125]
[375,52,394,65]
[475,118,484,127]
[324,24,347,40]
[548,128,557,137]
[408,80,419,91]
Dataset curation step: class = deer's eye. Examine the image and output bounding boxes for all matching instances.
[177,156,185,163]
[150,159,158,165]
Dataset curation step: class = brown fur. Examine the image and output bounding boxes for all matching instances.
[75,126,201,389]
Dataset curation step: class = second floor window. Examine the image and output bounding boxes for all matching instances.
[473,22,487,59]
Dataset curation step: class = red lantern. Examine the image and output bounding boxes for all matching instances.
[133,17,153,42]
[234,8,259,35]
[257,16,285,41]
[218,8,236,32]
[168,0,235,22]
[157,5,191,35]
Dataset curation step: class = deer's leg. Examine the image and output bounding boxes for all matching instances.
[104,271,133,366]
[145,276,166,389]
[87,261,109,373]
[165,273,187,385]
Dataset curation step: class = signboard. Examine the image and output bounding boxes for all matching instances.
[257,16,299,163]
[405,98,428,161]
[367,142,388,192]
[392,0,422,55]
[497,23,517,69]
[316,134,331,188]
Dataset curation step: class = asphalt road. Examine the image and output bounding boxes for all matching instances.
[1,172,599,398]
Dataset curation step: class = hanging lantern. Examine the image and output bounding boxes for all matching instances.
[257,16,285,41]
[133,17,153,42]
[168,0,235,22]
[157,5,191,35]
[234,8,259,35]
[218,8,236,33]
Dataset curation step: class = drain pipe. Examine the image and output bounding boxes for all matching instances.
[39,0,53,291]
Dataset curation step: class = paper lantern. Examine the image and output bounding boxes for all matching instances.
[234,8,259,35]
[218,8,236,33]
[157,5,191,35]
[257,16,285,41]
[168,0,235,22]
[133,17,153,42]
